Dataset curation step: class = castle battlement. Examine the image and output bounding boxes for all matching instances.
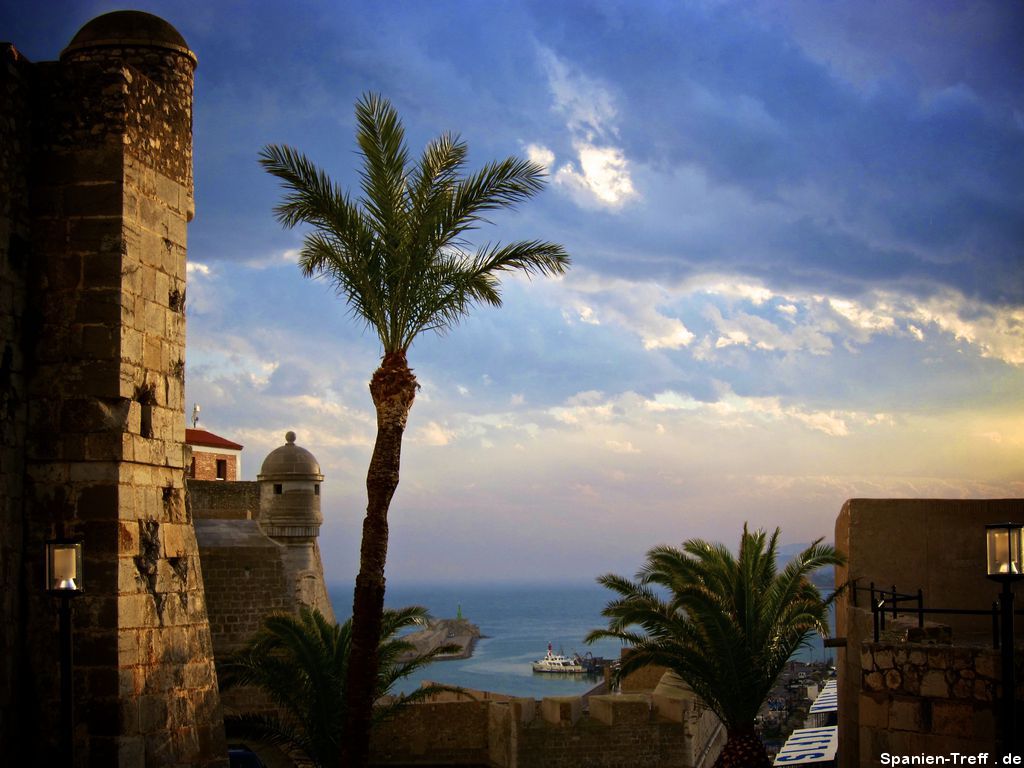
[371,687,725,768]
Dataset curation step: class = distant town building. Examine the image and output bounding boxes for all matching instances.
[185,427,243,480]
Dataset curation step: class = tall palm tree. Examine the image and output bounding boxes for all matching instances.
[259,93,569,767]
[586,525,844,768]
[220,606,459,768]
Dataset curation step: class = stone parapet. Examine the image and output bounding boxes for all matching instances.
[857,640,1022,762]
[188,479,259,521]
[370,689,724,768]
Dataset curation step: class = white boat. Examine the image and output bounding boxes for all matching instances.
[532,643,585,673]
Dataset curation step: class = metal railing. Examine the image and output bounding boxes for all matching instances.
[848,579,1021,647]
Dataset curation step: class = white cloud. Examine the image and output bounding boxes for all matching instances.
[828,298,896,335]
[525,143,555,170]
[415,420,455,447]
[549,390,616,426]
[703,281,777,306]
[559,272,694,351]
[538,47,618,141]
[641,386,878,438]
[547,269,1024,369]
[642,318,696,351]
[554,142,636,208]
[905,291,1024,366]
[534,48,636,210]
[243,248,301,270]
[605,439,640,454]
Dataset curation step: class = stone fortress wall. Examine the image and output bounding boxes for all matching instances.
[835,499,1024,767]
[370,687,724,768]
[0,12,226,765]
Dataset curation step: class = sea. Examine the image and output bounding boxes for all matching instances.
[327,581,835,699]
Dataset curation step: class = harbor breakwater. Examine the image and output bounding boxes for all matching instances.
[399,617,482,661]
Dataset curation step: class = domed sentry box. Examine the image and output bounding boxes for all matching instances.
[257,431,325,540]
[256,432,334,619]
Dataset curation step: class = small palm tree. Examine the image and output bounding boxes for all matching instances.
[220,606,459,768]
[260,93,569,767]
[586,525,844,768]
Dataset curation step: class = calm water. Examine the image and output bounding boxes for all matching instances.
[328,582,834,699]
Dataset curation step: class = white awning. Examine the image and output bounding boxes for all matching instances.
[773,725,838,765]
[808,680,838,714]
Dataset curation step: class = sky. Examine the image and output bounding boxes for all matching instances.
[6,0,1023,586]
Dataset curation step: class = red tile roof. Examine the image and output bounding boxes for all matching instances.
[185,428,243,451]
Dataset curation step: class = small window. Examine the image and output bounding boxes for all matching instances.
[314,484,320,496]
[273,484,283,495]
[216,459,227,480]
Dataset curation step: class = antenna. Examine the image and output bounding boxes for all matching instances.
[191,403,200,428]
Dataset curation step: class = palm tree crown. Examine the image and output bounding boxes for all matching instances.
[259,93,569,354]
[220,606,458,768]
[587,525,844,767]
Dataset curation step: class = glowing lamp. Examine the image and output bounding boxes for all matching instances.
[45,538,83,593]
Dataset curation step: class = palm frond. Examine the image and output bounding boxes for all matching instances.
[221,605,459,768]
[590,524,845,732]
[261,94,569,356]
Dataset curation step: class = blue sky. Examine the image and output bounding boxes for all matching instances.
[7,0,1023,584]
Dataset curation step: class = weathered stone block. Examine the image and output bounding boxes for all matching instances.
[888,698,923,731]
[864,671,884,691]
[975,651,997,679]
[920,670,949,698]
[858,693,889,729]
[932,700,974,737]
[590,694,649,726]
[540,696,581,726]
[885,668,902,690]
[138,694,168,733]
[119,592,157,630]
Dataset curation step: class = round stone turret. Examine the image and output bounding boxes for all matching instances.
[62,10,195,63]
[59,10,197,198]
[257,432,324,539]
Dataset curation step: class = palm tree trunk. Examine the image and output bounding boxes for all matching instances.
[342,351,417,768]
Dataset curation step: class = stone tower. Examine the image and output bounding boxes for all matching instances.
[257,432,335,622]
[0,10,226,766]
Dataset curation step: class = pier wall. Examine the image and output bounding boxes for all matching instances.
[369,689,725,768]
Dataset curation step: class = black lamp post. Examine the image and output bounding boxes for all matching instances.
[985,522,1023,757]
[45,537,83,766]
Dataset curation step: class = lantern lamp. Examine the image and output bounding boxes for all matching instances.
[985,523,1024,582]
[45,538,83,594]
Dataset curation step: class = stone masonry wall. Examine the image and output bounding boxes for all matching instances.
[0,42,33,751]
[835,499,1024,768]
[194,529,290,657]
[3,14,227,766]
[369,691,724,768]
[189,479,259,520]
[858,641,1023,762]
